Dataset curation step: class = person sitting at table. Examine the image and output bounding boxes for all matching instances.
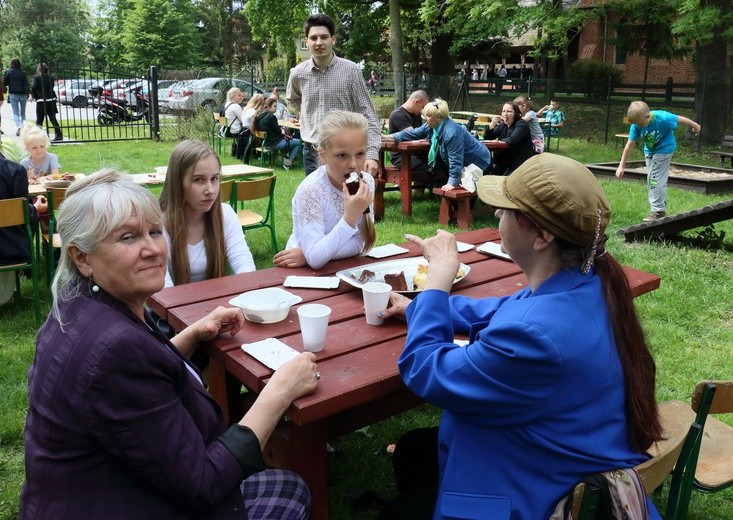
[272,110,375,269]
[223,87,253,161]
[388,90,430,174]
[377,154,663,520]
[514,95,544,153]
[0,155,47,304]
[251,97,303,170]
[483,101,535,176]
[269,87,292,121]
[159,139,255,288]
[20,123,60,184]
[241,93,265,131]
[537,98,565,137]
[383,98,491,192]
[21,169,318,519]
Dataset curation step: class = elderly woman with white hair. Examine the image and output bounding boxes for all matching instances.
[378,154,663,520]
[21,170,318,520]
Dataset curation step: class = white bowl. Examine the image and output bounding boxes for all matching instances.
[229,288,302,324]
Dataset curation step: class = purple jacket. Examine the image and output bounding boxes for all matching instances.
[21,285,263,519]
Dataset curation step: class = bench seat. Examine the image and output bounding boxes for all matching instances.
[714,135,733,168]
[432,187,493,230]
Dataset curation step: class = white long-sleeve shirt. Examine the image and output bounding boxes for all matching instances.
[163,203,255,287]
[285,165,374,269]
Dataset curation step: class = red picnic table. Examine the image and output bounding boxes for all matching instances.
[376,140,510,219]
[148,228,661,520]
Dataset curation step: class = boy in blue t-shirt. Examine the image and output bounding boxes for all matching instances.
[615,101,700,222]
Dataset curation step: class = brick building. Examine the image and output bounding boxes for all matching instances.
[575,0,696,84]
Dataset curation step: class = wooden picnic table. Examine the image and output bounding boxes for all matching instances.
[147,228,662,520]
[376,139,509,219]
[28,164,274,196]
[278,119,301,131]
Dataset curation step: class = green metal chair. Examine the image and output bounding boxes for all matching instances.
[0,197,42,323]
[654,381,733,519]
[564,420,705,520]
[230,176,278,254]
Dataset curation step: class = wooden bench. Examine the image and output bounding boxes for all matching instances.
[714,135,733,169]
[432,187,493,230]
[614,116,630,147]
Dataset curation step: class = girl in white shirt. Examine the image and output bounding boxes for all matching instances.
[273,110,376,269]
[223,87,245,135]
[159,140,255,287]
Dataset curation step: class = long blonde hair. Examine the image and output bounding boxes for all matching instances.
[158,140,226,285]
[318,110,376,254]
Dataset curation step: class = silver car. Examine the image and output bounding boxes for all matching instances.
[167,77,262,114]
[56,79,101,108]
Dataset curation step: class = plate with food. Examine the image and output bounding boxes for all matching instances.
[42,173,82,188]
[336,257,470,294]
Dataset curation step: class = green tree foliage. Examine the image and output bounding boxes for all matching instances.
[90,0,133,68]
[244,0,309,67]
[121,0,202,69]
[2,0,89,68]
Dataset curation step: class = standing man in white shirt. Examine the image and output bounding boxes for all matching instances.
[287,13,381,176]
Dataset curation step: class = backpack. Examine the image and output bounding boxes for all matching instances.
[219,102,233,118]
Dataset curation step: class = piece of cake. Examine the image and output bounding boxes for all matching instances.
[357,269,375,284]
[384,271,408,291]
[412,264,429,291]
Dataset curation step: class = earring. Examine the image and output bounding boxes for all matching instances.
[90,277,100,293]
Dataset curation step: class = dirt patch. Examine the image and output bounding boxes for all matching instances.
[635,166,733,180]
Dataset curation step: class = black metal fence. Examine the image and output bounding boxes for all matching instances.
[38,63,697,146]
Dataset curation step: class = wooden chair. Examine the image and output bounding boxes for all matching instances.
[44,187,66,285]
[212,112,240,157]
[219,180,234,205]
[0,198,42,322]
[230,176,278,253]
[653,381,733,518]
[566,420,705,520]
[253,130,281,167]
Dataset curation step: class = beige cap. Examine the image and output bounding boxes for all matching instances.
[476,153,611,247]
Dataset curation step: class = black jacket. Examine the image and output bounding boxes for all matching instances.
[3,67,29,95]
[0,158,37,264]
[31,73,57,100]
[483,119,536,175]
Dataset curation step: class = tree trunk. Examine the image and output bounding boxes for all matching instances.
[693,0,728,145]
[430,32,455,99]
[389,0,405,107]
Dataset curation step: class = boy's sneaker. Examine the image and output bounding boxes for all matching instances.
[643,211,666,222]
[283,157,293,169]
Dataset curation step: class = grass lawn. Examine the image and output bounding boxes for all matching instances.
[1,134,732,519]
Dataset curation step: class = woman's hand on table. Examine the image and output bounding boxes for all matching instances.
[273,247,307,268]
[405,230,460,291]
[197,306,246,341]
[377,292,411,321]
[268,352,319,401]
[440,183,456,192]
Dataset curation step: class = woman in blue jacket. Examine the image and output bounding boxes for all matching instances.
[379,154,663,520]
[383,98,491,192]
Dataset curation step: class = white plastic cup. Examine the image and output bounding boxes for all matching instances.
[297,304,331,352]
[362,281,392,326]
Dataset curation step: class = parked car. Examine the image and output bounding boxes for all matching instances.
[167,77,262,114]
[55,79,101,108]
[154,80,178,113]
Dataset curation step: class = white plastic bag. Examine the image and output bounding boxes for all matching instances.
[460,163,483,193]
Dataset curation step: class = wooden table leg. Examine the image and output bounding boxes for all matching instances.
[268,422,330,520]
[438,195,451,225]
[399,152,413,216]
[374,177,386,221]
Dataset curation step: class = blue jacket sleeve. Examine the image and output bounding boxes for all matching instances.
[393,124,430,142]
[443,130,465,185]
[400,289,563,425]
